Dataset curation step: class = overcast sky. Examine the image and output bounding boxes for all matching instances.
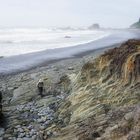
[0,0,139,28]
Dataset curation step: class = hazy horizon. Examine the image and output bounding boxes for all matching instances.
[0,0,139,28]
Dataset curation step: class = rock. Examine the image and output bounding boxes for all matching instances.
[130,18,140,28]
[39,125,46,130]
[64,117,70,125]
[44,120,51,126]
[24,127,29,133]
[31,135,37,140]
[68,67,74,70]
[0,128,4,137]
[36,132,44,140]
[29,132,34,137]
[29,129,36,136]
[24,106,31,111]
[124,112,133,121]
[13,129,17,133]
[15,125,21,129]
[53,67,59,71]
[64,36,71,38]
[11,83,36,104]
[17,138,23,140]
[18,132,25,138]
[88,23,100,30]
[53,131,57,136]
[47,131,52,136]
[25,134,30,138]
[22,137,31,140]
[8,137,16,140]
[17,128,24,133]
[30,109,34,113]
[27,125,33,130]
[37,118,44,123]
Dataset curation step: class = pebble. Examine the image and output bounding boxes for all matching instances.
[27,125,33,130]
[29,129,36,136]
[31,129,36,133]
[25,134,30,138]
[68,67,74,70]
[22,137,31,140]
[7,137,13,140]
[17,128,24,133]
[15,125,21,129]
[39,125,46,130]
[18,132,25,138]
[47,131,52,136]
[2,99,56,139]
[53,67,59,71]
[0,128,5,137]
[53,131,57,136]
[37,118,43,123]
[17,138,23,140]
[44,120,50,125]
[31,135,37,140]
[124,112,133,121]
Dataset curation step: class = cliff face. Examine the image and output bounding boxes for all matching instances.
[50,40,140,140]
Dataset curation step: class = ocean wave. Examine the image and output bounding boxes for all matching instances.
[0,29,110,56]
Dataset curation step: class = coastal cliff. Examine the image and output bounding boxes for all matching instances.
[130,18,140,28]
[0,40,140,140]
[50,39,140,140]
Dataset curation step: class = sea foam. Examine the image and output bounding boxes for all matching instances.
[0,28,109,57]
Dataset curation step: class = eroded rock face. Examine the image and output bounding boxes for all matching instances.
[50,40,140,140]
[66,40,140,122]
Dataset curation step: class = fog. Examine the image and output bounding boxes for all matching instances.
[0,0,139,28]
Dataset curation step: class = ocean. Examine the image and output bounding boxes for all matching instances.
[0,28,109,57]
[0,28,139,74]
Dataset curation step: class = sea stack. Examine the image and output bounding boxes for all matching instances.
[88,23,100,30]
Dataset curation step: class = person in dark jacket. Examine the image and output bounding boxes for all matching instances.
[37,79,44,97]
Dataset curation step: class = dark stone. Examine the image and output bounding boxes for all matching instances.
[91,132,100,138]
[0,113,7,128]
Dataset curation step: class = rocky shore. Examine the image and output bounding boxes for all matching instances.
[0,40,140,140]
[0,45,111,140]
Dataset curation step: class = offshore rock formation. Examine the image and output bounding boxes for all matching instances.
[88,24,100,30]
[49,40,140,140]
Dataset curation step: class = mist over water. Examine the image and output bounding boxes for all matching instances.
[0,28,109,57]
[0,29,139,74]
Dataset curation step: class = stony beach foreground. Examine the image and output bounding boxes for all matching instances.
[0,45,112,140]
[0,40,140,140]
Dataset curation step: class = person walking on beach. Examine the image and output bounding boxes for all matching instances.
[37,79,44,97]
